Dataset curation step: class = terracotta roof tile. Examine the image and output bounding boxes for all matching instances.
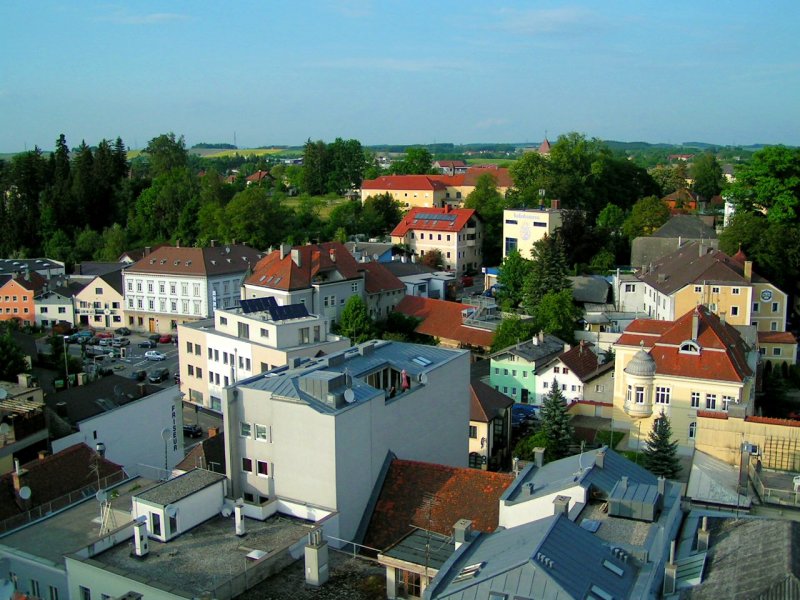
[359,262,404,294]
[395,295,494,349]
[245,242,362,292]
[390,207,478,237]
[758,331,797,344]
[362,459,514,552]
[558,341,606,381]
[362,175,448,192]
[745,416,800,427]
[470,379,513,422]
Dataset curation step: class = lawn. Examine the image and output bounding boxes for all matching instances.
[465,157,516,167]
[282,194,352,218]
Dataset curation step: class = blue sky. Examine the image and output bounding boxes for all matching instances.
[1,1,799,152]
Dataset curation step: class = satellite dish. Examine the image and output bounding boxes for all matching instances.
[161,428,171,442]
[0,389,7,400]
[165,505,178,518]
[344,389,355,404]
[418,372,428,385]
[96,490,107,503]
[18,486,31,500]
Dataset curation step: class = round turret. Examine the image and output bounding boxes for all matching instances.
[624,348,656,377]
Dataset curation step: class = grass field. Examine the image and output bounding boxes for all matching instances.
[282,195,351,218]
[465,157,516,167]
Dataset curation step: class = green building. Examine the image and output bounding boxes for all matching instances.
[489,332,566,406]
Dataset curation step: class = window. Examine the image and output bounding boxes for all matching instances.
[193,283,200,297]
[170,283,176,295]
[722,395,735,411]
[313,325,320,342]
[238,322,250,338]
[242,457,252,472]
[772,302,779,313]
[595,384,604,393]
[543,381,549,389]
[220,316,228,325]
[626,385,632,403]
[694,285,702,293]
[705,394,717,410]
[554,366,560,373]
[523,371,528,378]
[691,392,700,408]
[635,386,645,404]
[299,327,310,345]
[257,460,269,477]
[40,306,48,313]
[771,321,778,331]
[503,386,508,394]
[563,368,569,375]
[351,282,359,293]
[240,422,251,437]
[512,369,517,376]
[753,303,759,313]
[773,347,782,356]
[58,306,66,313]
[732,287,740,295]
[688,422,697,439]
[731,306,739,316]
[255,424,268,441]
[503,368,508,375]
[49,585,59,600]
[188,365,194,376]
[30,580,40,598]
[181,283,188,295]
[711,286,720,294]
[260,327,269,338]
[469,425,477,439]
[79,586,91,600]
[655,387,670,404]
[494,368,498,374]
[625,283,635,293]
[186,341,192,353]
[127,281,133,291]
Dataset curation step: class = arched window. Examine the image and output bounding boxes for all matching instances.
[468,452,482,469]
[679,340,701,355]
[688,422,697,439]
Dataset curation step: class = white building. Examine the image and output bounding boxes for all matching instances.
[222,340,470,543]
[123,243,264,333]
[177,300,350,412]
[50,383,184,478]
[502,205,563,259]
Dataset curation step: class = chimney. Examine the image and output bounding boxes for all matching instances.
[692,308,700,341]
[210,239,216,247]
[533,447,545,467]
[698,242,705,257]
[553,495,569,517]
[176,239,181,249]
[658,476,666,495]
[235,503,246,536]
[290,249,302,267]
[678,235,682,248]
[144,246,151,256]
[664,541,677,595]
[96,442,106,458]
[538,330,544,343]
[328,248,336,263]
[744,260,753,282]
[531,335,538,346]
[595,448,606,469]
[619,475,628,491]
[551,199,561,210]
[279,244,291,260]
[444,204,451,214]
[697,516,710,552]
[719,311,726,324]
[453,519,473,549]
[133,518,149,557]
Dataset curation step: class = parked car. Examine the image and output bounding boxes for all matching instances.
[95,332,114,339]
[159,334,173,344]
[130,369,147,382]
[183,424,203,438]
[111,337,130,347]
[144,350,166,361]
[138,340,157,349]
[115,327,131,336]
[461,275,474,287]
[148,333,161,342]
[148,367,170,382]
[98,338,112,346]
[67,330,94,343]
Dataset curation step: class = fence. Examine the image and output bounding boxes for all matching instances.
[748,460,800,508]
[0,470,127,535]
[759,436,800,472]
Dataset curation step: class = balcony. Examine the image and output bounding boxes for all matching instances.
[623,400,653,418]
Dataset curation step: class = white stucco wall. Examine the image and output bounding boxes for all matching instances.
[0,550,66,600]
[132,478,225,541]
[66,557,182,600]
[51,387,184,477]
[499,483,586,529]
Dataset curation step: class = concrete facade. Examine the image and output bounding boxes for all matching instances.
[502,207,563,260]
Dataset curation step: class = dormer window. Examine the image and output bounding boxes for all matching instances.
[679,340,701,354]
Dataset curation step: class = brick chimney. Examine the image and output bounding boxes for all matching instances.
[692,308,700,341]
[551,199,561,210]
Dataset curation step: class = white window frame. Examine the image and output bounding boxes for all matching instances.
[255,424,269,442]
[240,422,251,437]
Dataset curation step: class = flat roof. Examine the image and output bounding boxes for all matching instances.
[381,529,454,570]
[0,477,157,566]
[87,513,312,596]
[135,468,226,506]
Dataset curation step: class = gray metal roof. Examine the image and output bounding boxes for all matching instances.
[652,215,717,240]
[427,514,638,599]
[135,468,225,506]
[240,340,465,414]
[382,529,454,570]
[492,334,565,365]
[502,447,657,505]
[568,275,611,304]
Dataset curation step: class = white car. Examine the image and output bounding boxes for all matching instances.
[144,350,166,361]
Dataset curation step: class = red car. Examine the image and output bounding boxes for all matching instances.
[95,331,114,339]
[159,334,173,344]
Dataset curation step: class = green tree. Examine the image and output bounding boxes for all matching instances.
[596,203,626,234]
[540,379,574,460]
[691,153,724,201]
[464,173,508,265]
[589,249,616,273]
[361,193,402,237]
[338,296,374,344]
[641,409,681,479]
[223,186,295,249]
[420,249,444,270]
[0,331,29,381]
[509,151,551,207]
[490,315,538,352]
[302,139,329,195]
[649,164,688,196]
[513,430,549,462]
[326,199,362,239]
[327,138,366,194]
[496,250,531,309]
[131,167,198,242]
[144,132,188,178]
[74,226,104,261]
[622,195,670,239]
[97,224,128,261]
[522,234,571,314]
[728,145,800,224]
[392,147,433,175]
[530,289,581,344]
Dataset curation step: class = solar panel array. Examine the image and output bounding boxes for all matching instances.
[414,212,457,222]
[268,303,309,321]
[240,296,278,314]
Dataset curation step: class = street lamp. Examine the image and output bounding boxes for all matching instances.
[63,335,70,388]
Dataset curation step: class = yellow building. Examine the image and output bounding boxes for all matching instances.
[501,205,563,259]
[73,270,125,330]
[612,306,757,455]
[360,175,448,209]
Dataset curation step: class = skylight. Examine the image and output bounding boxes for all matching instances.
[411,356,433,367]
[452,562,484,583]
[588,586,614,600]
[602,559,624,577]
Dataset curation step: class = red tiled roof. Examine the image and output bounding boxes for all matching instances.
[758,331,797,344]
[358,262,404,294]
[697,410,728,420]
[616,306,753,383]
[434,160,466,168]
[428,168,514,189]
[390,207,478,237]
[470,379,513,422]
[538,139,551,154]
[0,443,124,521]
[395,295,494,349]
[616,319,672,347]
[362,459,514,552]
[361,175,448,192]
[558,341,607,381]
[745,416,800,427]
[246,242,361,292]
[246,170,272,183]
[127,245,263,276]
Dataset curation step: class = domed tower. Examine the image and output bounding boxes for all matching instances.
[623,342,656,418]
